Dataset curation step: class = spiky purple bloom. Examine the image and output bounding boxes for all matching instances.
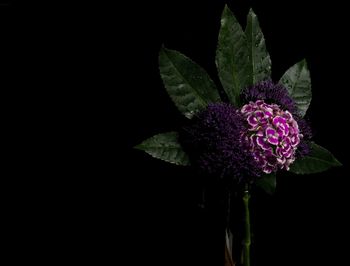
[180,103,261,180]
[241,100,302,173]
[294,117,312,156]
[180,82,312,180]
[242,80,298,114]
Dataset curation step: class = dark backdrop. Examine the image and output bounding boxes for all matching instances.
[7,0,348,265]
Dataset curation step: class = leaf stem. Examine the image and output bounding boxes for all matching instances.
[242,184,251,266]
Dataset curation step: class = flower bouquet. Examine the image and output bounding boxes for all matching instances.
[135,5,341,266]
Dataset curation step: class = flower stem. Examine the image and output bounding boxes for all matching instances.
[242,185,251,266]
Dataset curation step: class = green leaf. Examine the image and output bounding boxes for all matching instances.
[245,9,271,85]
[279,59,312,117]
[135,132,190,166]
[256,173,276,195]
[289,142,342,174]
[159,47,220,119]
[216,5,249,106]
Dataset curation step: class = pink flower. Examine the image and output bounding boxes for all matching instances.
[240,100,302,174]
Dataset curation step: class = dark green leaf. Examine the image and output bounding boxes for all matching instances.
[135,132,190,166]
[159,47,220,119]
[216,5,249,106]
[245,9,271,85]
[289,142,342,174]
[256,173,276,195]
[279,59,312,117]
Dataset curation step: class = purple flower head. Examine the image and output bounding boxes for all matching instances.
[180,103,262,181]
[294,116,312,157]
[242,80,298,115]
[242,80,312,158]
[180,99,305,180]
[241,100,302,173]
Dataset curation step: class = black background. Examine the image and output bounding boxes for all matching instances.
[4,0,349,265]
